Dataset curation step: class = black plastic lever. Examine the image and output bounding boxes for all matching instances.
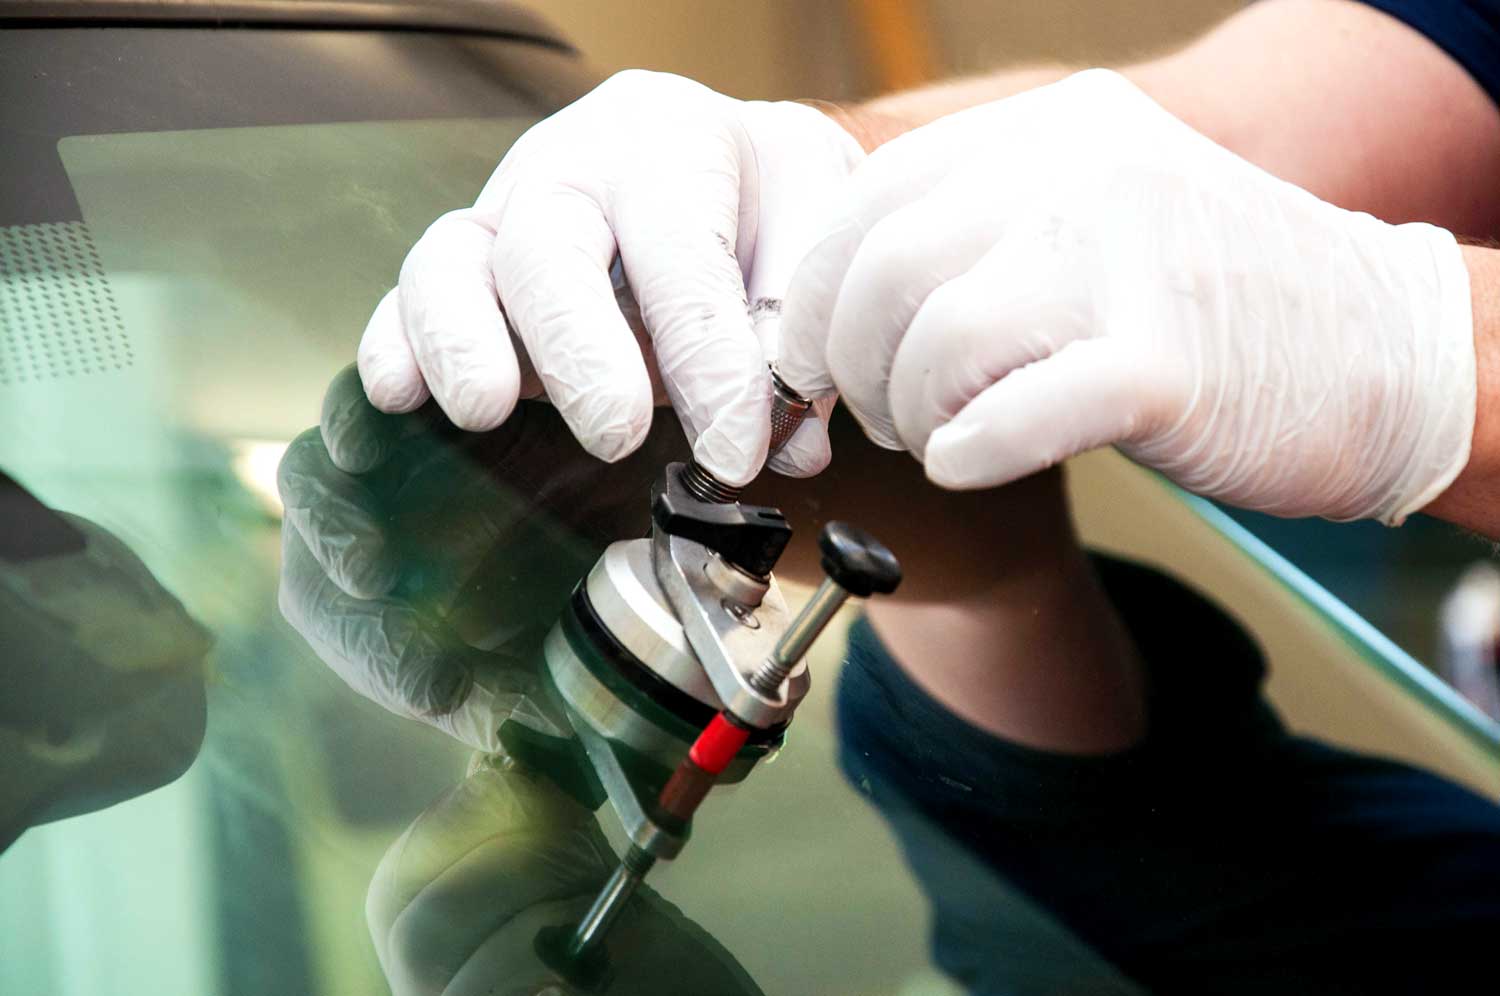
[651,463,792,578]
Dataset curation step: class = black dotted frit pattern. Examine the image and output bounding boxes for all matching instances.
[0,222,132,386]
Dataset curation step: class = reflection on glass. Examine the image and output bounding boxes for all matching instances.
[1,470,211,854]
[1440,563,1500,721]
[276,369,777,993]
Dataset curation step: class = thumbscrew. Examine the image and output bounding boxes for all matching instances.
[747,522,902,696]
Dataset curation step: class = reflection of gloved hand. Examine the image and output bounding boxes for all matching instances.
[2,476,211,851]
[781,69,1474,525]
[367,754,762,996]
[277,365,686,752]
[357,69,863,486]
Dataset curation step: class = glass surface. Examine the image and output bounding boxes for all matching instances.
[1190,495,1500,757]
[0,25,962,996]
[1218,505,1493,673]
[3,22,1498,996]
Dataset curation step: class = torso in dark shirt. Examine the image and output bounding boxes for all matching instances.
[836,556,1500,995]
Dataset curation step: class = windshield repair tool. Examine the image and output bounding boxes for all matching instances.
[530,371,901,990]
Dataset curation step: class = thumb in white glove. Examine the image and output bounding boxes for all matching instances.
[781,69,1474,525]
[358,70,864,487]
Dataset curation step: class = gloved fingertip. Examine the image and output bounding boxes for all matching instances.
[689,437,760,489]
[323,380,395,476]
[326,436,383,476]
[923,422,1000,491]
[356,289,429,414]
[441,374,520,432]
[565,391,653,463]
[765,450,829,478]
[855,416,905,453]
[359,362,430,415]
[583,420,651,464]
[766,419,832,478]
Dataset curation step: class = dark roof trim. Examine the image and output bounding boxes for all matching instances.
[0,1,574,50]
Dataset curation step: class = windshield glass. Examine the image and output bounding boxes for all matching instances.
[0,24,964,996]
[3,21,1497,996]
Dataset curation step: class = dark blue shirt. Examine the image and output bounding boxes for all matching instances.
[836,556,1500,994]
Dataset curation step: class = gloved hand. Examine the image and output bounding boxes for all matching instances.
[358,69,864,487]
[780,69,1475,524]
[277,364,686,752]
[366,754,763,996]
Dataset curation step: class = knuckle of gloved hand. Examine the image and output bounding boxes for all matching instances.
[489,204,557,278]
[597,67,654,93]
[403,210,481,275]
[1066,67,1132,97]
[595,67,692,103]
[412,659,473,720]
[408,657,473,721]
[1066,70,1182,152]
[1060,67,1145,118]
[357,346,425,420]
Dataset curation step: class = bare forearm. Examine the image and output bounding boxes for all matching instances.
[843,0,1500,232]
[1128,0,1500,232]
[1425,245,1500,536]
[752,415,1147,754]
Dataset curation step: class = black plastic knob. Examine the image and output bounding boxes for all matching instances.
[818,521,902,597]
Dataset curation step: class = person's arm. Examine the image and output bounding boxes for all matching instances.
[825,0,1500,536]
[846,1,1500,233]
[1427,244,1500,534]
[1125,0,1500,234]
[285,365,1149,761]
[752,419,1147,756]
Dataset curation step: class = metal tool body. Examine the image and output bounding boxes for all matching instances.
[532,373,901,989]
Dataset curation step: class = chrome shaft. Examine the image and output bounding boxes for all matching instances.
[748,576,849,696]
[567,846,656,961]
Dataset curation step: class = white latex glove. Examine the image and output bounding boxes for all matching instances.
[359,70,864,487]
[780,69,1475,525]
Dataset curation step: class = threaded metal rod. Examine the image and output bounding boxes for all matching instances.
[748,576,850,696]
[678,460,743,504]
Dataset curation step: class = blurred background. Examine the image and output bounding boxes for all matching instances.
[543,0,1239,102]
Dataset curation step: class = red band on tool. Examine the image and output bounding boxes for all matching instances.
[688,713,750,775]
